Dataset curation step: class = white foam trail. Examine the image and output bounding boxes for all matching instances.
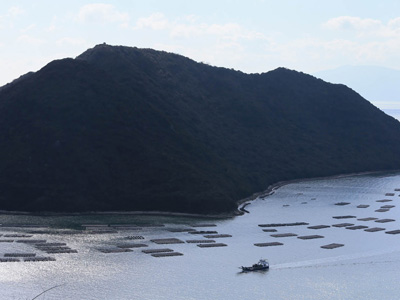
[272,247,400,270]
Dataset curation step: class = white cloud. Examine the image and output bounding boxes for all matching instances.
[136,12,168,30]
[77,3,129,26]
[7,6,24,18]
[20,23,36,33]
[56,37,87,46]
[134,13,267,42]
[324,16,382,31]
[46,16,59,32]
[47,24,56,32]
[313,16,400,68]
[388,17,400,29]
[0,6,25,29]
[17,34,45,46]
[323,16,400,39]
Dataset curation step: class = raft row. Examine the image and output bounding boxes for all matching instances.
[297,235,324,240]
[346,225,368,230]
[186,239,216,243]
[125,236,145,240]
[98,248,133,253]
[332,223,354,227]
[204,234,232,238]
[197,243,227,248]
[270,233,297,238]
[254,242,283,247]
[189,231,218,235]
[357,217,378,221]
[3,234,32,238]
[308,225,330,230]
[142,248,173,254]
[151,238,185,244]
[151,252,183,257]
[258,222,309,227]
[117,243,148,248]
[0,256,55,262]
[4,253,36,257]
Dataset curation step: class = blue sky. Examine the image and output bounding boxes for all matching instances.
[1,0,400,86]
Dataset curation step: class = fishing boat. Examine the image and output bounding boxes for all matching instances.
[240,259,269,272]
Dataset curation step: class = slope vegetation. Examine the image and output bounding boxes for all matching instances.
[0,44,399,213]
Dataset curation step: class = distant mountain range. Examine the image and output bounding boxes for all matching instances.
[314,65,400,109]
[1,44,400,214]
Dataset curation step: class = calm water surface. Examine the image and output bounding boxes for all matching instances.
[1,172,400,299]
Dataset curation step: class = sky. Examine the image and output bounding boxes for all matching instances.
[1,0,400,87]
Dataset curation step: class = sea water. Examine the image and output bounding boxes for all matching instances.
[1,172,400,299]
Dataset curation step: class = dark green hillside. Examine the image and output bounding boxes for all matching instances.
[0,44,399,214]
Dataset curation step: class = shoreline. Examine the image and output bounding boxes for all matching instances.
[0,169,398,219]
[235,169,400,213]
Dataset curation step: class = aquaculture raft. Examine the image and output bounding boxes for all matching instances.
[346,225,368,230]
[297,235,324,240]
[186,239,216,243]
[334,223,352,228]
[151,238,184,244]
[270,233,297,238]
[4,253,36,257]
[258,222,308,227]
[4,234,32,238]
[204,234,232,238]
[357,217,378,221]
[364,227,385,232]
[332,216,356,219]
[117,243,147,248]
[151,252,183,257]
[190,230,218,235]
[142,248,173,254]
[321,243,344,249]
[308,225,330,230]
[191,224,217,228]
[98,248,133,253]
[0,258,19,262]
[197,243,227,248]
[254,242,283,247]
[375,219,395,223]
[168,228,196,233]
[23,257,56,262]
[386,230,400,235]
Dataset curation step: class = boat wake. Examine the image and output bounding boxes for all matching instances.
[272,247,400,270]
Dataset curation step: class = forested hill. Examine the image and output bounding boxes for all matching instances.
[0,43,400,214]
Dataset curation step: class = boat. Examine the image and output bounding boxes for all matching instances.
[240,259,269,272]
